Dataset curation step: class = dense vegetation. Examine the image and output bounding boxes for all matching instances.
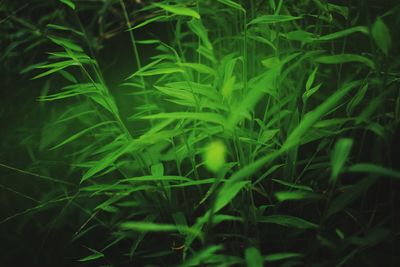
[1,0,400,266]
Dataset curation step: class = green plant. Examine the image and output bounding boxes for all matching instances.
[1,0,400,266]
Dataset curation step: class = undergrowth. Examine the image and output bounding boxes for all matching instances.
[1,0,400,266]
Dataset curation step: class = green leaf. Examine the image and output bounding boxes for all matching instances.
[137,67,184,76]
[142,112,228,127]
[228,67,279,127]
[272,179,313,191]
[81,142,136,183]
[128,15,170,30]
[78,247,104,262]
[318,26,369,41]
[265,252,303,261]
[179,62,216,76]
[285,30,315,43]
[245,247,264,267]
[181,245,223,267]
[282,81,360,151]
[331,138,353,183]
[214,181,248,212]
[315,54,375,69]
[348,163,400,180]
[217,0,245,12]
[371,17,391,56]
[47,23,83,36]
[248,15,301,26]
[154,3,200,19]
[48,36,83,52]
[120,221,202,237]
[261,57,280,68]
[325,176,377,218]
[274,191,319,202]
[50,121,116,150]
[346,83,368,115]
[187,19,213,50]
[305,66,318,92]
[259,215,318,229]
[59,0,75,10]
[121,175,192,183]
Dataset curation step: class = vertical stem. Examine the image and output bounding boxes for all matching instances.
[119,0,150,110]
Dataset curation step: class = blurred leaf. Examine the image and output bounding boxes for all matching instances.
[348,163,400,180]
[59,0,75,10]
[331,138,353,184]
[325,176,377,218]
[214,181,249,212]
[371,17,391,56]
[50,121,116,150]
[259,215,318,229]
[275,191,319,202]
[265,252,303,261]
[245,247,264,267]
[315,54,375,69]
[282,81,360,151]
[120,221,202,237]
[318,26,369,41]
[181,245,223,267]
[286,30,315,42]
[203,140,226,173]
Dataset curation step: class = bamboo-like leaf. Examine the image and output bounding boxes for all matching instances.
[348,163,400,180]
[181,245,223,267]
[48,36,83,52]
[142,112,228,127]
[315,54,375,69]
[245,247,264,267]
[325,176,377,218]
[331,138,353,183]
[178,62,216,75]
[275,191,319,201]
[259,215,318,229]
[59,0,75,10]
[214,181,248,212]
[128,15,170,31]
[318,26,369,41]
[247,15,301,26]
[78,247,104,262]
[50,121,116,150]
[271,179,313,191]
[47,23,83,36]
[371,17,391,56]
[154,3,200,19]
[282,81,360,151]
[187,19,213,50]
[217,0,245,13]
[265,252,303,261]
[120,221,202,237]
